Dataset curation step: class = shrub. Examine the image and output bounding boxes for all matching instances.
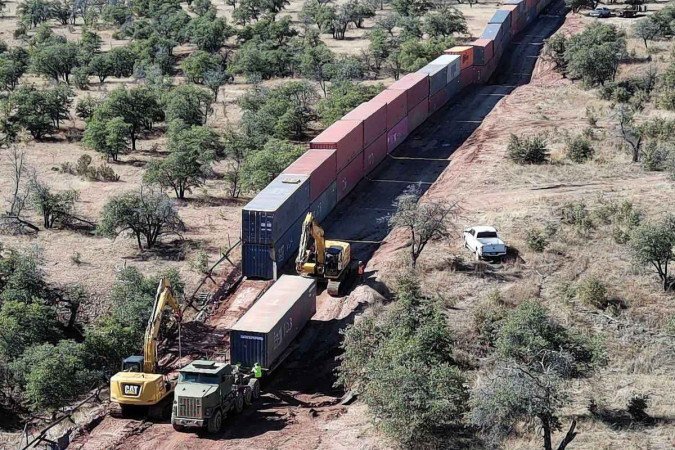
[561,201,594,233]
[526,228,550,252]
[567,136,594,163]
[577,276,608,309]
[96,164,120,182]
[506,134,549,165]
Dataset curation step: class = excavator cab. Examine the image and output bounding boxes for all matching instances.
[325,246,344,277]
[122,355,144,373]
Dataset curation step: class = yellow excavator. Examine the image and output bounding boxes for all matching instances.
[109,278,181,419]
[296,212,355,296]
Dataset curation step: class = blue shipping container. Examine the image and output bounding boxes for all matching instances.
[481,23,504,41]
[242,211,307,279]
[490,9,511,24]
[242,174,310,245]
[310,182,337,223]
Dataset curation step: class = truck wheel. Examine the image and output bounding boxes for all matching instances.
[244,386,253,405]
[207,410,222,433]
[172,423,185,432]
[235,391,244,413]
[248,378,261,400]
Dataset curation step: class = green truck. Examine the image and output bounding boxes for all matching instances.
[171,360,261,433]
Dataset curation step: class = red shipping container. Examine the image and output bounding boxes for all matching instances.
[408,98,428,132]
[337,152,364,201]
[387,117,409,153]
[363,133,387,175]
[459,67,476,89]
[445,46,474,70]
[310,120,363,173]
[282,149,336,202]
[473,39,495,65]
[429,88,450,114]
[370,89,407,130]
[389,73,430,112]
[342,100,387,148]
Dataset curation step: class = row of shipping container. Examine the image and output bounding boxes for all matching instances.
[241,0,554,279]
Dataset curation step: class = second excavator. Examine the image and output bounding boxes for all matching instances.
[109,278,182,419]
[296,212,355,296]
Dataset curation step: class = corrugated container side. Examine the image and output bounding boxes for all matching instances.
[389,73,430,112]
[459,66,476,89]
[445,46,474,70]
[387,117,409,153]
[342,100,387,148]
[336,152,364,201]
[446,55,461,82]
[429,87,450,114]
[473,39,495,66]
[370,89,407,129]
[363,133,387,175]
[500,5,521,34]
[310,120,364,173]
[309,181,337,223]
[446,77,460,99]
[230,276,317,368]
[408,98,429,132]
[242,211,306,279]
[417,63,448,97]
[481,23,504,42]
[282,150,336,202]
[242,175,310,245]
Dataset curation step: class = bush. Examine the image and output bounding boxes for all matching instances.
[577,276,608,309]
[506,134,549,164]
[561,201,594,234]
[567,136,594,163]
[526,228,550,252]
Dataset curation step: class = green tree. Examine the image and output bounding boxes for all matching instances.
[101,3,130,26]
[633,17,661,50]
[29,177,78,229]
[629,216,675,292]
[186,12,233,52]
[422,6,467,38]
[30,41,80,83]
[0,51,28,91]
[164,84,214,126]
[317,81,382,126]
[507,133,550,165]
[241,138,304,192]
[83,116,131,161]
[564,23,626,86]
[298,41,335,96]
[0,249,47,304]
[391,0,432,17]
[98,187,185,250]
[0,301,62,360]
[88,53,114,83]
[180,50,221,84]
[9,84,72,139]
[203,67,232,100]
[17,0,52,28]
[398,37,454,73]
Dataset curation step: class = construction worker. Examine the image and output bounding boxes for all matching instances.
[357,261,365,284]
[252,362,263,379]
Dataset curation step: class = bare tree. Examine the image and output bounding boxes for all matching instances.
[2,146,38,232]
[388,184,459,268]
[615,104,642,163]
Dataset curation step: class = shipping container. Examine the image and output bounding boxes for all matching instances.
[282,150,336,202]
[387,117,409,153]
[445,46,474,70]
[459,66,475,89]
[230,275,317,369]
[370,89,407,129]
[242,211,306,279]
[427,54,460,83]
[408,98,428,132]
[389,73,430,112]
[417,63,447,97]
[429,87,450,114]
[473,39,495,66]
[481,23,504,42]
[446,77,461,99]
[310,120,363,173]
[500,5,521,34]
[337,152,364,201]
[309,181,337,223]
[363,133,387,175]
[342,100,387,148]
[490,10,511,36]
[242,174,310,245]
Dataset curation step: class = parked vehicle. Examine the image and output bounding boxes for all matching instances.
[171,360,260,433]
[618,5,638,17]
[589,7,612,17]
[463,226,508,260]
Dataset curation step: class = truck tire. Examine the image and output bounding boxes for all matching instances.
[207,410,222,433]
[235,391,244,413]
[248,378,261,400]
[244,386,253,405]
[172,423,185,432]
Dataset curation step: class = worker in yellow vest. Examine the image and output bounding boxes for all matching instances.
[252,362,263,378]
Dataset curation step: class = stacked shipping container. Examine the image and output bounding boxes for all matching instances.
[242,0,554,279]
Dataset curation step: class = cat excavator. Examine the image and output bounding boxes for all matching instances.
[109,278,181,419]
[296,212,355,296]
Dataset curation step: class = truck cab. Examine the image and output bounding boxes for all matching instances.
[171,360,260,433]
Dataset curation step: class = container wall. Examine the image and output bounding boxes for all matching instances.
[337,152,364,201]
[230,331,268,368]
[481,23,504,42]
[446,55,461,82]
[445,46,474,70]
[363,133,387,175]
[309,120,364,173]
[446,77,461,99]
[459,66,475,89]
[282,150,336,202]
[473,39,495,66]
[490,9,511,24]
[342,100,387,148]
[371,89,407,129]
[429,87,450,114]
[417,63,448,97]
[310,181,337,223]
[389,73,430,112]
[387,116,410,153]
[242,175,310,245]
[409,98,429,132]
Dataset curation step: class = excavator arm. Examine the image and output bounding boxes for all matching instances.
[296,212,326,274]
[143,278,181,373]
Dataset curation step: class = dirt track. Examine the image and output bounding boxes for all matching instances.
[69,4,568,449]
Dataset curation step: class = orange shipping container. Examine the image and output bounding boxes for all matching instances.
[445,46,474,70]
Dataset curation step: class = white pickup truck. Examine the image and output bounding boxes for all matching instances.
[463,226,507,260]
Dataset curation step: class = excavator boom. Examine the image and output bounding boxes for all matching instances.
[143,278,181,373]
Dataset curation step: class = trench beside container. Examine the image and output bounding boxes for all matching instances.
[282,150,336,202]
[370,89,407,130]
[242,211,306,279]
[337,152,364,201]
[387,117,409,153]
[242,174,310,245]
[309,181,337,223]
[310,120,364,173]
[342,100,387,148]
[363,133,387,175]
[389,73,430,112]
[230,275,317,369]
[445,46,474,70]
